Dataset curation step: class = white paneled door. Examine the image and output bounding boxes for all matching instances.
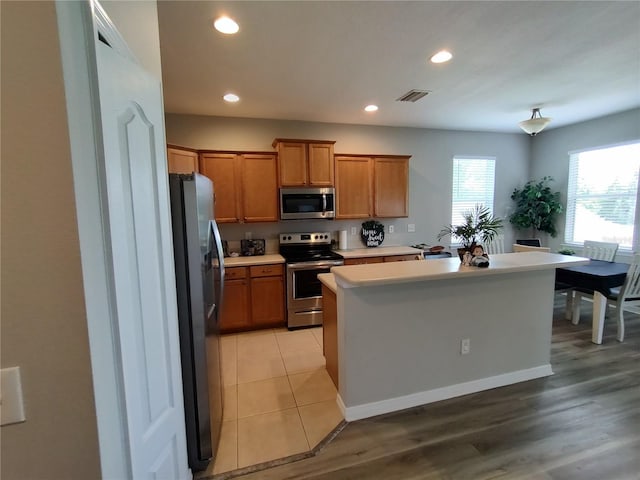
[95,28,189,480]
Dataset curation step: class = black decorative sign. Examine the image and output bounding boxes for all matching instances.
[361,220,385,247]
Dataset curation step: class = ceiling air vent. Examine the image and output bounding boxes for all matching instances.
[396,89,430,103]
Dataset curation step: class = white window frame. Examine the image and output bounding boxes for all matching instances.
[565,141,640,253]
[450,156,497,245]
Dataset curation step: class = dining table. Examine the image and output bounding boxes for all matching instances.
[556,259,629,344]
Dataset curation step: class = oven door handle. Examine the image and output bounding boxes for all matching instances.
[286,261,344,270]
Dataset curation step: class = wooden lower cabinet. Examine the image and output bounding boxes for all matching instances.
[344,254,420,265]
[220,264,285,333]
[383,254,422,262]
[343,256,384,266]
[322,285,338,389]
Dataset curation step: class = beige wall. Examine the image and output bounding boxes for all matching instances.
[0,2,101,479]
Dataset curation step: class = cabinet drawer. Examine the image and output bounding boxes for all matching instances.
[344,256,384,265]
[250,264,284,278]
[384,254,422,262]
[225,267,248,280]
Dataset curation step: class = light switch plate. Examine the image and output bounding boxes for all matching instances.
[408,224,416,233]
[1,366,26,426]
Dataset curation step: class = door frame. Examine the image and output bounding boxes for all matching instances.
[55,2,162,477]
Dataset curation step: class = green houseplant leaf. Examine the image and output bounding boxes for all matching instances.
[437,204,503,250]
[509,176,563,237]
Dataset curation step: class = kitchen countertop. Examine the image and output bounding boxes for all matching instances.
[223,254,285,267]
[331,252,590,288]
[333,246,423,258]
[318,273,336,293]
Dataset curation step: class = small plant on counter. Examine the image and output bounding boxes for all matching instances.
[437,204,503,258]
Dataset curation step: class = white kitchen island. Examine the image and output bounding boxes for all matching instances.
[319,252,589,421]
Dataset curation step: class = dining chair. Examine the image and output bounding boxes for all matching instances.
[485,235,505,254]
[570,241,620,322]
[582,240,619,261]
[572,253,640,342]
[512,244,551,253]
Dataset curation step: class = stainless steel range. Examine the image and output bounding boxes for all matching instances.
[279,232,344,328]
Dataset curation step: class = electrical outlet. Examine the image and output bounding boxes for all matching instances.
[389,225,395,234]
[245,231,252,240]
[408,224,416,233]
[460,338,471,355]
[351,227,357,235]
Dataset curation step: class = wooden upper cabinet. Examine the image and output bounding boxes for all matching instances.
[167,146,198,174]
[307,143,335,186]
[374,156,410,218]
[199,153,242,223]
[241,153,279,222]
[335,154,410,219]
[273,139,335,187]
[335,155,372,219]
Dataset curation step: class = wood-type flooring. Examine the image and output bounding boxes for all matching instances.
[220,297,640,480]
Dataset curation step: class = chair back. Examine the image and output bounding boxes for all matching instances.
[583,240,618,261]
[620,253,640,301]
[512,244,551,253]
[516,239,541,247]
[485,235,505,255]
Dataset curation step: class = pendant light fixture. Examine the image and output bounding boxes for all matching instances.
[518,108,551,136]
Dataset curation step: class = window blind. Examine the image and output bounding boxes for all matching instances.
[565,142,640,250]
[451,157,496,228]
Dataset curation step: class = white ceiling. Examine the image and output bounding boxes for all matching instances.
[157,1,640,133]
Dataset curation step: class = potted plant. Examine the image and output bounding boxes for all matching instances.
[509,176,563,239]
[438,204,503,260]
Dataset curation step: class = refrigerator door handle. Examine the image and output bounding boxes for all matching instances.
[209,219,225,319]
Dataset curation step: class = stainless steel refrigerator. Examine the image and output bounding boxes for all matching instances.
[169,173,225,472]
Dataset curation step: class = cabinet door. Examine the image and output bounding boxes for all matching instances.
[199,153,242,223]
[308,143,334,186]
[250,275,285,327]
[374,157,409,218]
[277,142,307,187]
[322,285,338,389]
[242,154,279,222]
[167,147,199,174]
[219,278,251,332]
[335,156,372,219]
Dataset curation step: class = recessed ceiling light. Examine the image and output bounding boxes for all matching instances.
[430,50,453,64]
[364,105,378,112]
[223,93,240,103]
[214,16,239,34]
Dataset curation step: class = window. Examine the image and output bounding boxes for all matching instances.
[451,156,496,228]
[565,142,640,250]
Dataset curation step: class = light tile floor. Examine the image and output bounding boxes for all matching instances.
[199,327,344,477]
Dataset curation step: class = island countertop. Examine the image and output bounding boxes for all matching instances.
[331,252,590,288]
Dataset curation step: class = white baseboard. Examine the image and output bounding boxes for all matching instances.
[341,364,553,422]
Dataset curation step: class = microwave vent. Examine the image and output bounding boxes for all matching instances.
[396,89,431,103]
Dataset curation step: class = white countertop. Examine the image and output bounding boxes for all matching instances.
[318,272,337,293]
[223,254,285,267]
[330,252,590,288]
[333,246,423,258]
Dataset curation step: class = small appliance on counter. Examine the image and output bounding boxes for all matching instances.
[411,243,452,259]
[241,239,265,256]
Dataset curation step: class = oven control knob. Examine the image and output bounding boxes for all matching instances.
[314,235,318,239]
[287,236,292,240]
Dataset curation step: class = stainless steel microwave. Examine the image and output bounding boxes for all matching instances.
[280,187,335,220]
